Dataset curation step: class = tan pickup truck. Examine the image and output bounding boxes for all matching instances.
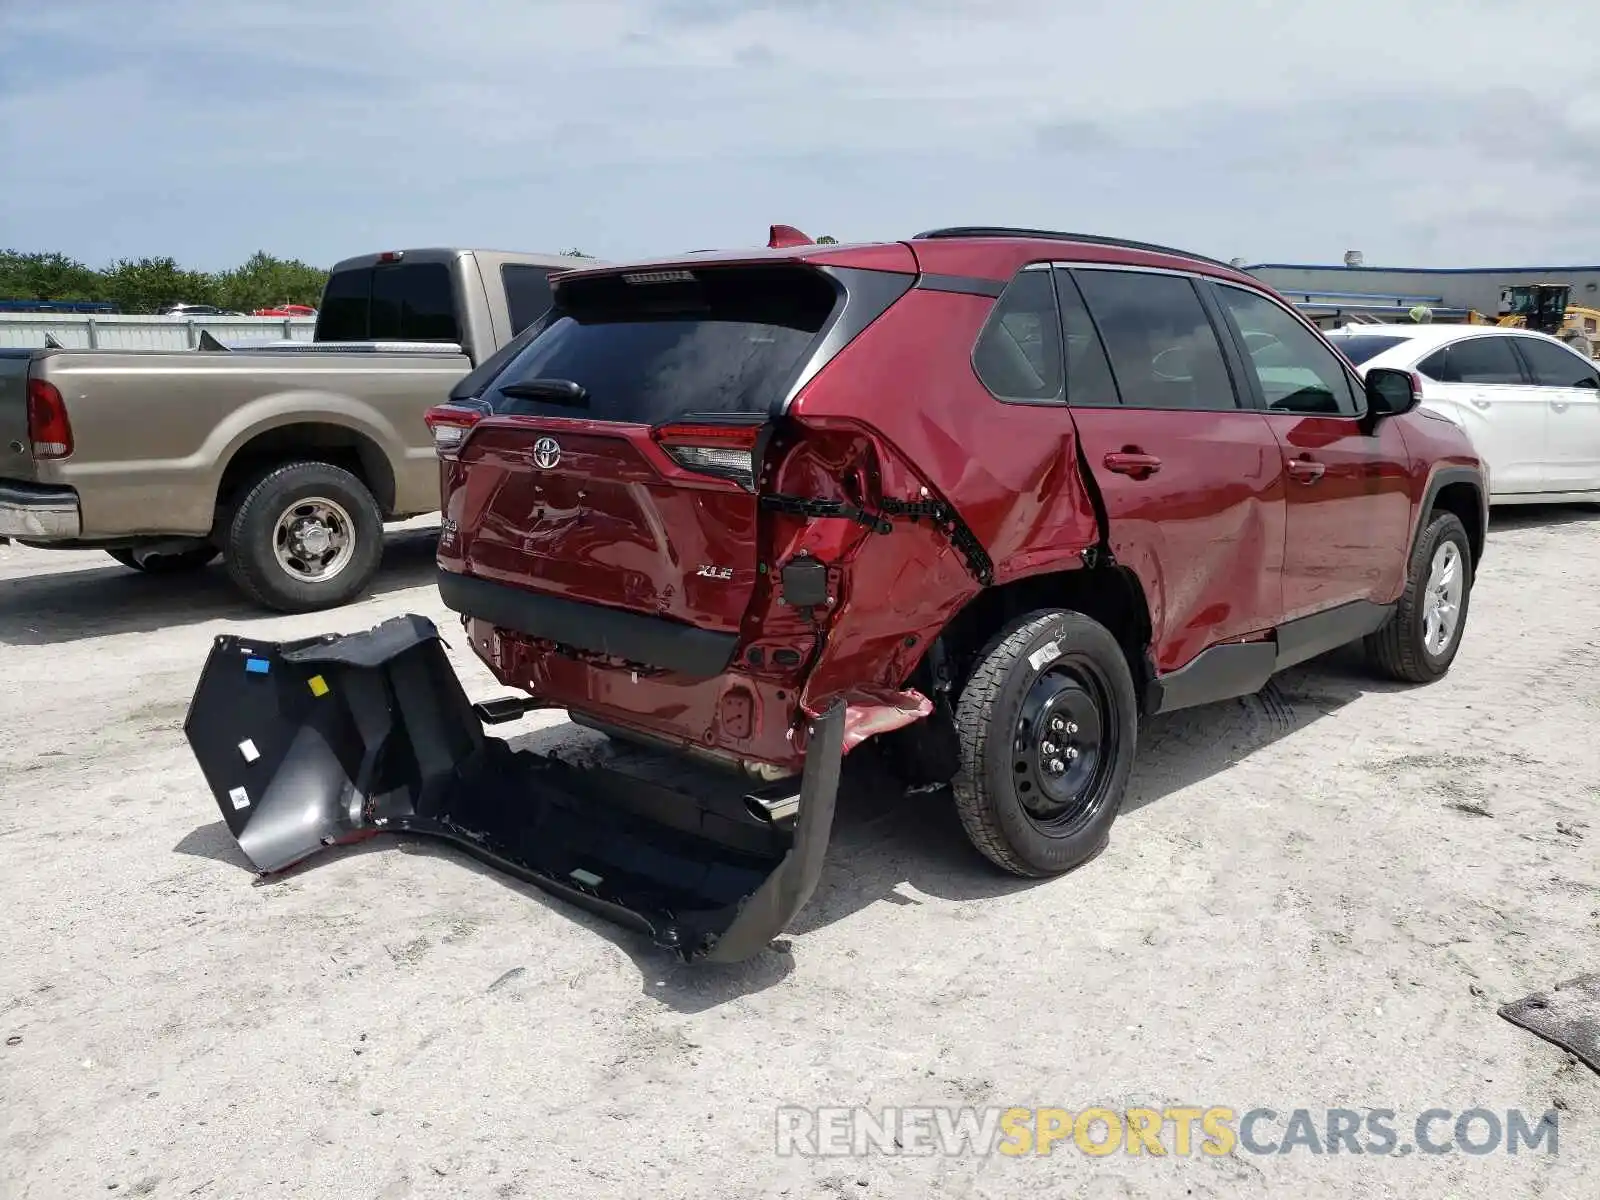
[0,247,596,611]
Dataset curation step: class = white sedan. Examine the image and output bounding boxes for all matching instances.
[1323,323,1600,504]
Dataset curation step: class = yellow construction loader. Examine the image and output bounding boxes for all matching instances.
[1466,283,1599,356]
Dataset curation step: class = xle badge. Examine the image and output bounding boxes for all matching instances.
[697,565,734,580]
[532,437,561,469]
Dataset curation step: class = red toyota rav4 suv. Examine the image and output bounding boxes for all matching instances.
[188,227,1487,961]
[425,226,1486,883]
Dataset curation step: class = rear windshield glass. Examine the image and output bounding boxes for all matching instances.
[315,263,460,342]
[484,265,838,422]
[1323,333,1410,364]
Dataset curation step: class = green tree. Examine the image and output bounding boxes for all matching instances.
[560,247,593,258]
[99,257,218,314]
[213,251,328,312]
[0,250,104,301]
[815,235,839,244]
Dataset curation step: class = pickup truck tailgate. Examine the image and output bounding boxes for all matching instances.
[0,351,35,479]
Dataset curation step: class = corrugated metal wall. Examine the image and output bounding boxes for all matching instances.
[0,315,316,350]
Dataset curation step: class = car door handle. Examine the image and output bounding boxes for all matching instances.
[1103,451,1162,477]
[1552,400,1570,412]
[1287,457,1327,484]
[1470,396,1491,410]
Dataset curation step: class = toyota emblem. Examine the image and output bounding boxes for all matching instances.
[532,437,562,470]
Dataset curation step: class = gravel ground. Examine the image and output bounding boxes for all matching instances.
[2,510,1597,1200]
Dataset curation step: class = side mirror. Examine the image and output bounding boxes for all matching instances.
[1365,368,1422,419]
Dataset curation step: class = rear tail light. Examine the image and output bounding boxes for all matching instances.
[652,422,762,490]
[424,404,484,457]
[26,379,73,459]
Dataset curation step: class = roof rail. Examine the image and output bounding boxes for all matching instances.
[911,227,1237,272]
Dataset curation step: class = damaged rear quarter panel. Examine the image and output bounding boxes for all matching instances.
[789,288,1102,713]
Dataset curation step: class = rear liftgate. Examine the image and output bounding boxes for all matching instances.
[183,614,844,963]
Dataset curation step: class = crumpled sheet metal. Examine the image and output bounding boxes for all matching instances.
[833,687,934,754]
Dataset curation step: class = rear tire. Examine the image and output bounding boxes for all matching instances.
[107,545,219,573]
[222,461,384,613]
[1364,511,1473,683]
[951,609,1138,877]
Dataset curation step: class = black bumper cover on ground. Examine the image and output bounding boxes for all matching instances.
[183,614,843,963]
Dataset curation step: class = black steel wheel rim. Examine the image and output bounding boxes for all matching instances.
[1010,656,1117,835]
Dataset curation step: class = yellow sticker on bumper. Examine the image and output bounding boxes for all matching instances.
[308,675,329,698]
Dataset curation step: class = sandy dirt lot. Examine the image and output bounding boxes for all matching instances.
[2,511,1597,1199]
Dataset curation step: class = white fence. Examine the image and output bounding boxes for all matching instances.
[0,314,318,351]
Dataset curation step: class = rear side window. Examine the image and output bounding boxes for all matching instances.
[1419,337,1524,385]
[971,268,1063,401]
[1215,284,1360,416]
[1074,270,1238,410]
[502,264,555,335]
[1511,336,1600,388]
[1415,347,1449,380]
[487,265,837,423]
[314,263,460,343]
[1323,333,1411,365]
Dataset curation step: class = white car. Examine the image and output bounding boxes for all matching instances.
[1324,323,1600,504]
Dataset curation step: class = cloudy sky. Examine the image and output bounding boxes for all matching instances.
[3,0,1597,271]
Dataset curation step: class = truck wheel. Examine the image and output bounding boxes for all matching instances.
[1364,510,1473,683]
[107,546,219,573]
[223,461,384,613]
[952,609,1138,877]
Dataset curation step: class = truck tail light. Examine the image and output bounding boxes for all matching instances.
[26,378,73,459]
[652,422,762,491]
[424,404,484,458]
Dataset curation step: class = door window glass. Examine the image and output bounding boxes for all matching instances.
[1424,337,1524,385]
[1074,270,1238,410]
[1216,284,1360,415]
[1512,336,1600,388]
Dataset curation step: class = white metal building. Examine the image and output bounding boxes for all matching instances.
[1247,259,1600,326]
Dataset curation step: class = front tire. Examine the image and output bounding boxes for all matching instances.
[1364,510,1473,683]
[222,461,384,613]
[952,609,1138,877]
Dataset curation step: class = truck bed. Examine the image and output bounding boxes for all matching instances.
[3,344,469,539]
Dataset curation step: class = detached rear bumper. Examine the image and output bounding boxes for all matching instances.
[182,614,843,963]
[0,480,80,540]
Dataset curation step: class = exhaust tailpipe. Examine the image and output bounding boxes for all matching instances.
[744,788,801,825]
